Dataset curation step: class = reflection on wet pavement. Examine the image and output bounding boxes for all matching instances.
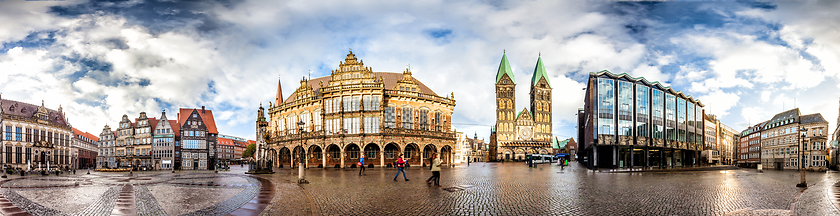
[0,170,265,216]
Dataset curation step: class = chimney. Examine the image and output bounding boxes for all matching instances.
[201,106,205,114]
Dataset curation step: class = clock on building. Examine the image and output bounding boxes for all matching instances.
[518,127,533,140]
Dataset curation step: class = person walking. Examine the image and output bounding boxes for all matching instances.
[426,153,441,186]
[393,154,408,181]
[359,154,366,176]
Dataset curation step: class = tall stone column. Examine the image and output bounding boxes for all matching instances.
[322,148,326,168]
[380,151,385,167]
[340,148,345,168]
[630,146,634,169]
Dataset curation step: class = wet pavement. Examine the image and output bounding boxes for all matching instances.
[259,162,840,216]
[1,163,839,215]
[0,169,264,216]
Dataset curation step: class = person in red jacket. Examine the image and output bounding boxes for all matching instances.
[393,154,408,181]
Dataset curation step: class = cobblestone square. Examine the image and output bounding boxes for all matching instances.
[261,163,840,216]
[0,163,838,215]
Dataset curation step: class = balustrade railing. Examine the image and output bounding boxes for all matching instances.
[270,127,455,142]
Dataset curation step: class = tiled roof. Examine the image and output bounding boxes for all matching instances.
[218,137,234,146]
[72,128,100,142]
[178,108,218,134]
[769,108,800,124]
[800,113,827,124]
[247,140,256,145]
[1,99,68,127]
[149,118,159,131]
[283,72,438,103]
[168,120,180,136]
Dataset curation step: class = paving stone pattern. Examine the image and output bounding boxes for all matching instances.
[260,163,840,216]
[75,186,121,216]
[134,185,167,216]
[0,171,261,216]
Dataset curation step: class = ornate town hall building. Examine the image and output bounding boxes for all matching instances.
[259,51,456,168]
[1,97,74,170]
[490,54,554,161]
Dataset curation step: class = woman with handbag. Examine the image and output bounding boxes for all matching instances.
[358,155,366,176]
[393,154,408,181]
[426,153,441,186]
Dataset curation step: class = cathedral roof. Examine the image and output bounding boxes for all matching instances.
[516,108,532,120]
[531,56,551,87]
[495,53,515,84]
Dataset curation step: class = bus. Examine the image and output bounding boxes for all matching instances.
[527,154,555,164]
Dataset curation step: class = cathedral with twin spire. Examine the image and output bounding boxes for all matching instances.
[490,53,554,161]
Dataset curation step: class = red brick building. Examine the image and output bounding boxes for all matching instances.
[738,122,763,168]
[217,137,235,163]
[72,128,99,169]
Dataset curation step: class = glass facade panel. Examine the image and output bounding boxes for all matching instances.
[635,85,650,137]
[617,81,633,136]
[687,102,694,144]
[695,103,703,144]
[597,78,614,136]
[652,89,664,139]
[665,93,676,141]
[678,98,686,142]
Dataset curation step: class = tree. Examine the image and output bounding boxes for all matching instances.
[243,143,256,158]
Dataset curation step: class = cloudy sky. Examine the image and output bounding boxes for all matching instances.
[1,0,839,141]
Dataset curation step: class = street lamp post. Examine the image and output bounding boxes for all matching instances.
[797,127,808,188]
[297,121,307,184]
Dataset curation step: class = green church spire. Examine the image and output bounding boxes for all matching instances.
[531,56,551,87]
[495,53,515,84]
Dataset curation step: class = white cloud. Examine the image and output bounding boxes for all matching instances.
[698,90,740,118]
[2,0,839,141]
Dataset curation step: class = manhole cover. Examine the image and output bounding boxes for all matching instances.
[443,187,463,192]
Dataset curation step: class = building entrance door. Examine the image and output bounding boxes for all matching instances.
[775,162,783,170]
[194,161,198,170]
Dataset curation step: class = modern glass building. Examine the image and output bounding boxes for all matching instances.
[579,70,704,169]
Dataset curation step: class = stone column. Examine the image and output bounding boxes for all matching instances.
[613,145,618,169]
[630,146,634,170]
[592,145,598,169]
[340,148,345,168]
[380,150,385,167]
[420,147,424,167]
[322,147,326,168]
